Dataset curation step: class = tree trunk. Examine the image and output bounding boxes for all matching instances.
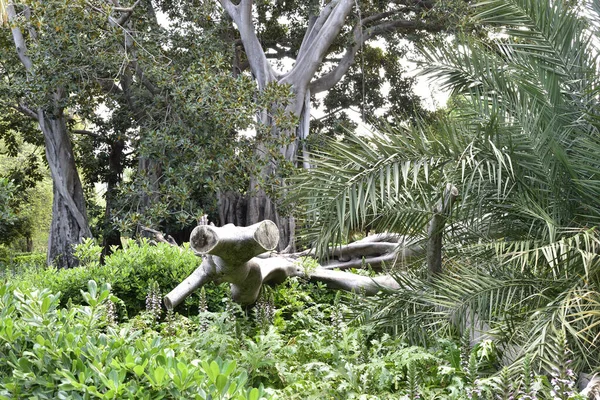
[217,0,355,251]
[40,109,92,268]
[217,191,246,226]
[102,138,125,260]
[7,5,91,269]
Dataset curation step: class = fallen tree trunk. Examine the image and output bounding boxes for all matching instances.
[164,185,457,309]
[164,220,404,309]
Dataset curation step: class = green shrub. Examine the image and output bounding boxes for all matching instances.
[12,239,217,317]
[0,248,45,278]
[0,281,271,399]
[10,252,46,271]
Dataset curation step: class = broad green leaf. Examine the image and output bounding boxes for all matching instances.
[154,366,166,386]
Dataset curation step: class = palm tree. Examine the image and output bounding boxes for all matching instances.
[293,0,600,371]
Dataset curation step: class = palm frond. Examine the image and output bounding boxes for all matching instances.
[295,0,600,371]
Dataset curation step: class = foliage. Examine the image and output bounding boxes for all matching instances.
[0,251,45,276]
[0,275,592,398]
[7,239,225,316]
[0,178,21,244]
[0,281,269,399]
[293,0,600,373]
[0,141,52,251]
[1,0,462,251]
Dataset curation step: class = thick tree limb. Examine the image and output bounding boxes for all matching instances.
[258,256,400,294]
[427,183,458,275]
[310,40,361,94]
[295,1,338,63]
[14,104,38,120]
[282,0,354,88]
[7,4,33,71]
[219,0,276,89]
[311,16,440,94]
[72,129,103,139]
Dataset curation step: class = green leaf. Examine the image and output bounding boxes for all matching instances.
[35,334,45,346]
[154,366,166,386]
[87,280,97,298]
[215,374,228,393]
[209,360,220,381]
[133,365,145,377]
[248,388,259,400]
[222,360,236,377]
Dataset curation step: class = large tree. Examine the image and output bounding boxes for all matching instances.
[206,0,460,248]
[3,2,97,267]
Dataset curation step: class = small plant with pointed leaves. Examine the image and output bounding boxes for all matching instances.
[145,280,162,321]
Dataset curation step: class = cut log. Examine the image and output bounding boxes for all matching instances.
[163,220,404,309]
[189,221,279,263]
[164,185,458,309]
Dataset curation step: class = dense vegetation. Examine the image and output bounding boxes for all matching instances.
[0,243,590,398]
[2,0,600,398]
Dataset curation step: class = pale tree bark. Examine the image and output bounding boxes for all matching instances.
[8,3,92,268]
[164,220,404,308]
[218,0,355,249]
[164,185,457,308]
[217,0,443,249]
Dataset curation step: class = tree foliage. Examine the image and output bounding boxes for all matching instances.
[2,0,465,257]
[294,0,600,371]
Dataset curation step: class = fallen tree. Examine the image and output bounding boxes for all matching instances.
[164,220,406,308]
[163,184,458,309]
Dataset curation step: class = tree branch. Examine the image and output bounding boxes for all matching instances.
[163,221,405,308]
[139,225,179,247]
[295,2,337,62]
[72,129,104,140]
[14,104,39,120]
[283,0,354,88]
[114,0,140,26]
[7,4,34,71]
[219,0,276,89]
[311,17,441,94]
[218,0,238,19]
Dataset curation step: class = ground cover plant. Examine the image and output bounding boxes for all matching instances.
[0,240,593,398]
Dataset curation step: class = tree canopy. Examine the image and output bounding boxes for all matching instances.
[294,0,600,371]
[1,0,461,264]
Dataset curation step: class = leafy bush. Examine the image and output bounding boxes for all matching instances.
[0,248,45,278]
[0,281,270,399]
[11,239,226,316]
[0,271,590,399]
[10,252,46,270]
